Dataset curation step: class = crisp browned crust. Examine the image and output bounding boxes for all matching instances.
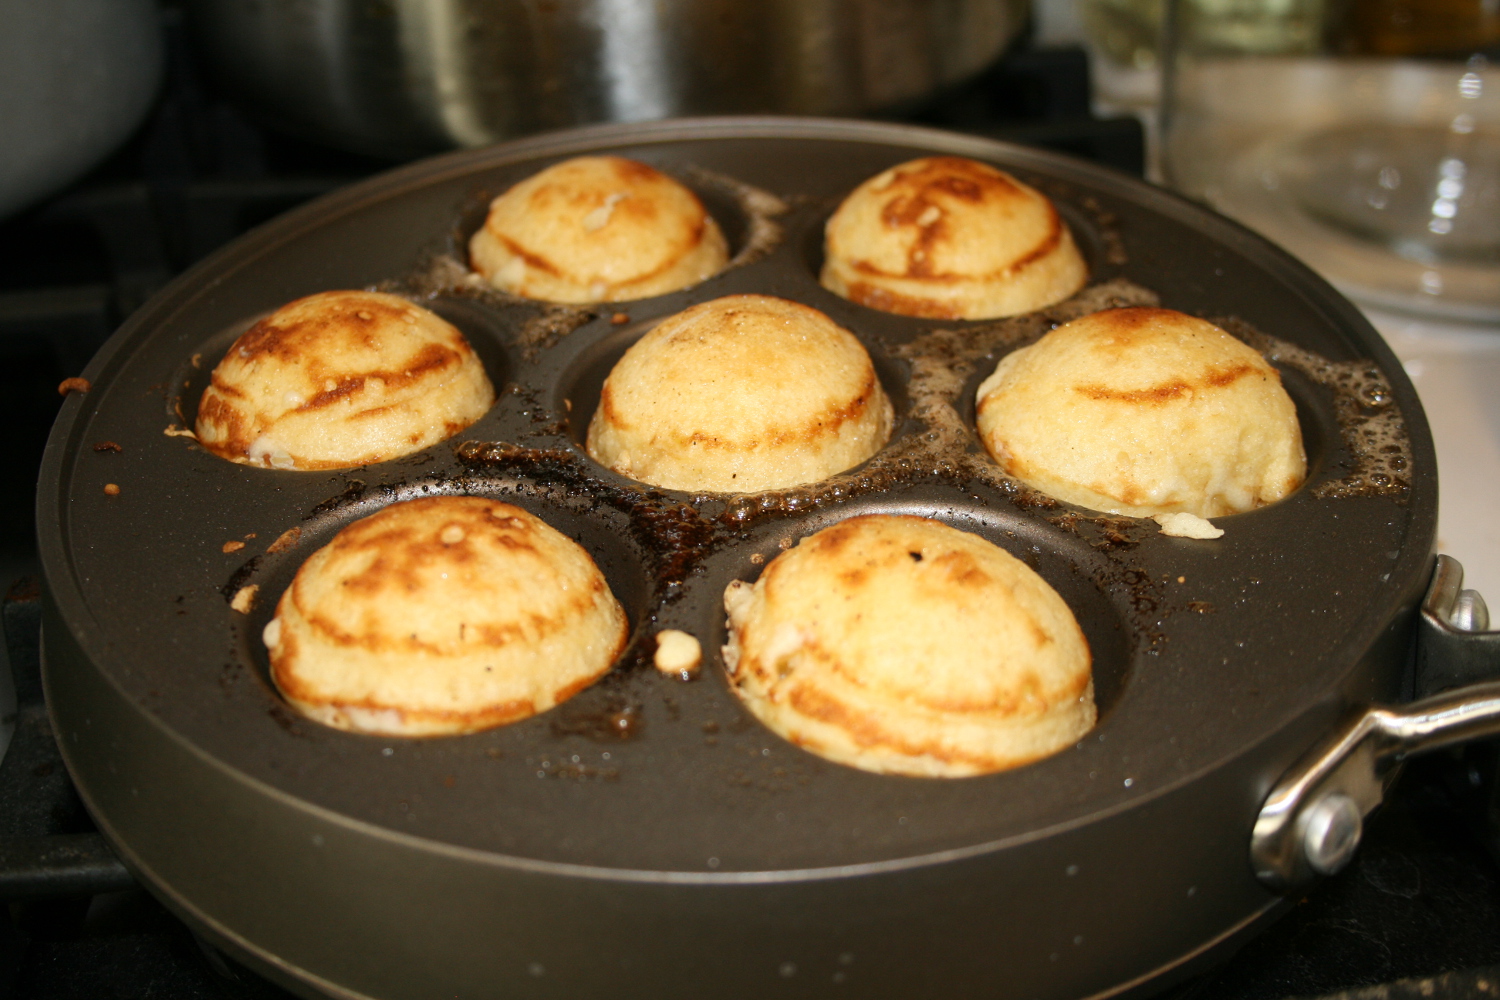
[195,291,493,471]
[265,496,628,736]
[585,295,893,492]
[723,514,1095,777]
[975,307,1307,518]
[469,156,728,303]
[821,156,1087,320]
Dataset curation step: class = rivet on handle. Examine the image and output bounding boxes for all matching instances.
[1253,555,1500,890]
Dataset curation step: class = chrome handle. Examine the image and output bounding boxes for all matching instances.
[1251,555,1500,891]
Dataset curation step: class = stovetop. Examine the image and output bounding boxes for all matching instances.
[2,7,1499,1000]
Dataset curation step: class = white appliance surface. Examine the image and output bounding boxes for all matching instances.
[1367,307,1500,607]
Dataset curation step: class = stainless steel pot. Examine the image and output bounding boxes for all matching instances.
[0,0,163,219]
[184,0,1026,158]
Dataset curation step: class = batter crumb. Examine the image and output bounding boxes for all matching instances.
[1153,512,1224,540]
[267,526,302,554]
[654,630,702,679]
[230,584,259,614]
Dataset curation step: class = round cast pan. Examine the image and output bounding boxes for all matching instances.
[38,118,1439,1000]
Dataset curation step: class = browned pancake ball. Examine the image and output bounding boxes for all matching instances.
[821,156,1088,319]
[723,514,1095,777]
[975,307,1307,518]
[263,496,629,737]
[195,290,493,471]
[469,156,729,303]
[585,294,893,492]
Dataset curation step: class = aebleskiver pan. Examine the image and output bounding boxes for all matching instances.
[38,118,1498,1000]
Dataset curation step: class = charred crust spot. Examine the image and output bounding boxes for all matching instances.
[784,683,1014,768]
[205,373,247,400]
[805,517,864,557]
[999,203,1064,276]
[1075,379,1194,404]
[1074,363,1257,405]
[597,382,624,430]
[1094,307,1181,344]
[838,565,871,588]
[298,343,460,412]
[1203,363,1256,388]
[930,548,992,589]
[300,376,366,409]
[843,157,1068,284]
[231,295,418,362]
[490,231,565,277]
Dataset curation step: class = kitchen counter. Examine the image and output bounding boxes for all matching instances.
[1369,307,1500,605]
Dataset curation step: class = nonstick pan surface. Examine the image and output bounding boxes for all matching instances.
[38,118,1437,999]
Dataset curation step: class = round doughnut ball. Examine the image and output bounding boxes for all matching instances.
[586,294,893,493]
[195,290,493,471]
[821,156,1088,320]
[976,307,1306,518]
[264,496,628,737]
[722,515,1094,777]
[469,156,729,303]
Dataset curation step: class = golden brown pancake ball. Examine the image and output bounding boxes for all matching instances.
[723,515,1094,777]
[195,290,493,471]
[821,156,1088,319]
[975,307,1306,518]
[263,496,628,737]
[469,155,730,303]
[585,294,893,492]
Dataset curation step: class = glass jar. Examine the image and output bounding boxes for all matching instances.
[1161,0,1500,318]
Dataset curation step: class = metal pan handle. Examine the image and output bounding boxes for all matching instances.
[1252,554,1500,890]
